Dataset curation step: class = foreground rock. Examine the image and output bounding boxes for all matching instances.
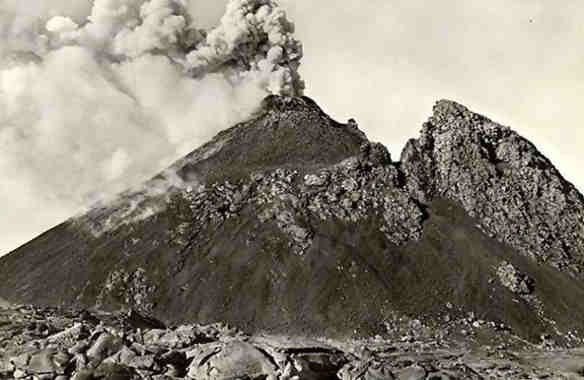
[1,305,584,379]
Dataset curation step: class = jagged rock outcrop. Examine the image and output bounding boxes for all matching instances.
[496,261,534,296]
[1,96,584,347]
[401,100,584,275]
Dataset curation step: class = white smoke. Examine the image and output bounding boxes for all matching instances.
[0,0,302,253]
[185,0,303,94]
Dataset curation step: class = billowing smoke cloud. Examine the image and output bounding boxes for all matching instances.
[0,0,303,253]
[0,0,302,253]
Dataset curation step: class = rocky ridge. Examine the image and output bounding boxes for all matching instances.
[84,96,584,276]
[401,100,584,275]
[72,96,584,277]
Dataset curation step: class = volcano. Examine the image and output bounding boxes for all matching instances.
[1,95,583,344]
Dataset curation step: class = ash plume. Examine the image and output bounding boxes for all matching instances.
[0,0,302,252]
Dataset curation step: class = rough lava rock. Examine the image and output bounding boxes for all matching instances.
[496,261,534,295]
[2,305,584,380]
[401,100,584,275]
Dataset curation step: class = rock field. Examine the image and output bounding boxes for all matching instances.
[2,303,584,379]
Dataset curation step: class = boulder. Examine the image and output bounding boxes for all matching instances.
[187,341,277,380]
[86,333,123,364]
[338,360,395,380]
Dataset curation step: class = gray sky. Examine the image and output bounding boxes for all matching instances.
[1,0,583,255]
[282,0,583,185]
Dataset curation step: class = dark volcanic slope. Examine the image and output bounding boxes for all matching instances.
[1,96,583,344]
[172,95,368,184]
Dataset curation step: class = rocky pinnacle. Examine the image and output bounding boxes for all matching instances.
[401,99,584,275]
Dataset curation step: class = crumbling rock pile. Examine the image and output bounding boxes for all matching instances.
[2,304,584,380]
[171,139,424,258]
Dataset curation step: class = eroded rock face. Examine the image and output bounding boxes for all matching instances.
[167,140,424,258]
[96,268,156,314]
[401,100,584,275]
